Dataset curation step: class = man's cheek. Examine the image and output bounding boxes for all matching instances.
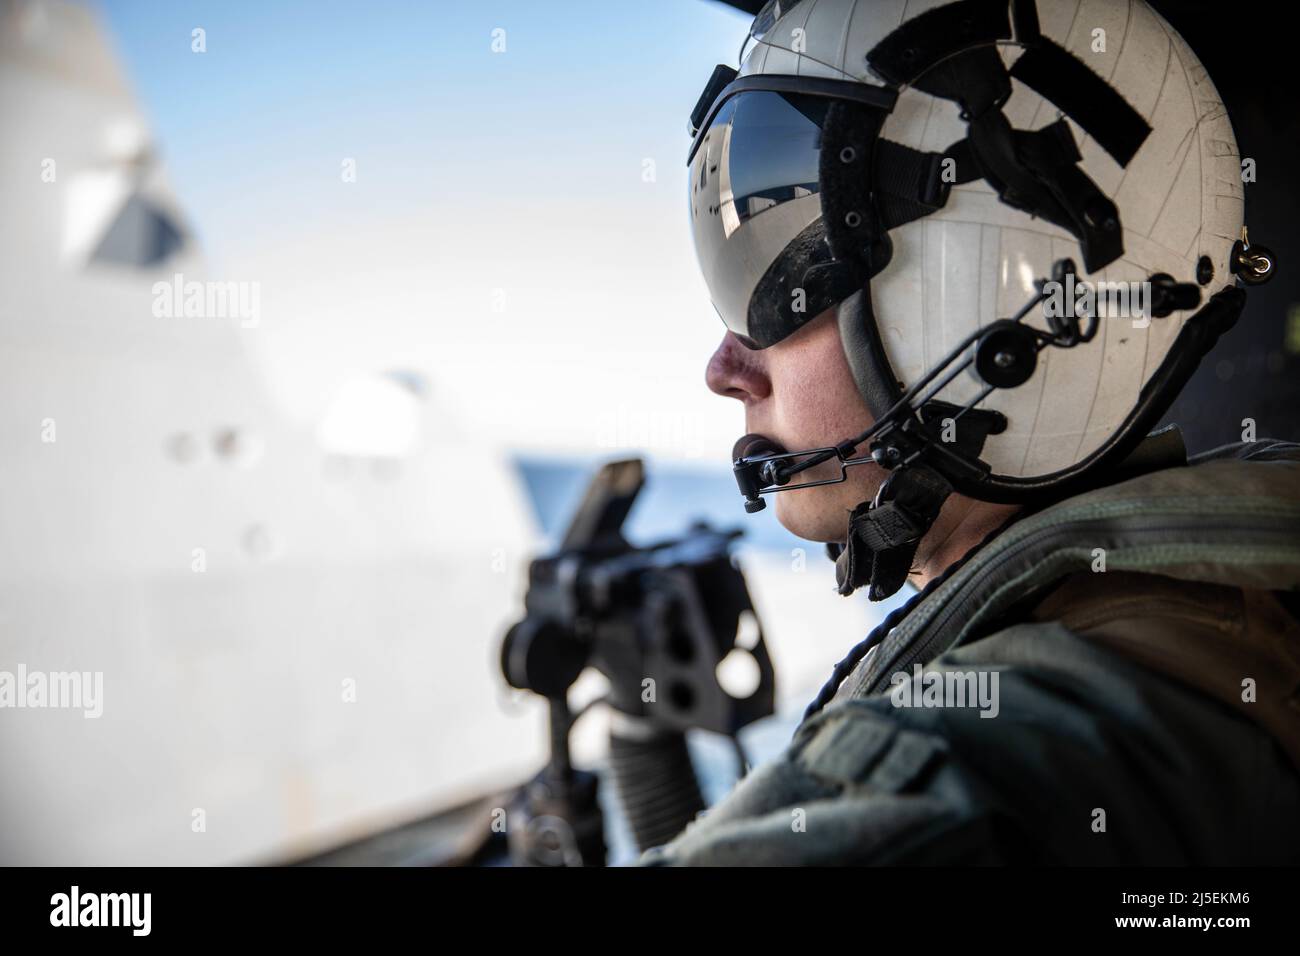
[781,372,869,446]
[772,382,839,447]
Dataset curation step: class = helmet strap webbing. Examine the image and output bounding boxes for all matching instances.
[834,463,954,600]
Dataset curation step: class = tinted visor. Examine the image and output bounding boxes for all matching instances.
[687,77,896,349]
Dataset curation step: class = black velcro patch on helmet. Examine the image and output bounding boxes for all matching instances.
[1009,39,1152,166]
[867,0,1012,86]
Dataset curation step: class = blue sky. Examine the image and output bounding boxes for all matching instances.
[95,1,759,468]
[100,0,751,255]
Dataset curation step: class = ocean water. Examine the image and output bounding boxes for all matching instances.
[512,453,811,556]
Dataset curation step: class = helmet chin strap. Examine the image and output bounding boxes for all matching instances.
[832,461,953,601]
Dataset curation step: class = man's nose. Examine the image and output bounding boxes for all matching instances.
[706,332,771,403]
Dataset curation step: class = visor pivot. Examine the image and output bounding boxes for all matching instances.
[1231,227,1276,286]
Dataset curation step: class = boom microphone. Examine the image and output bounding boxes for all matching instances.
[732,433,788,513]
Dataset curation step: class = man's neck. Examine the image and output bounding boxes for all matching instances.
[908,494,1022,591]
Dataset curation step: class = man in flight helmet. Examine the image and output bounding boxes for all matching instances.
[644,0,1300,865]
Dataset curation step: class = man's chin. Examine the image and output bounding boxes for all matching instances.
[773,491,847,545]
[771,467,887,544]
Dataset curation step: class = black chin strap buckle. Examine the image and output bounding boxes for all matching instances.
[834,463,953,601]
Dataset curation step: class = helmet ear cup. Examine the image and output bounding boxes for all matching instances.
[835,287,903,424]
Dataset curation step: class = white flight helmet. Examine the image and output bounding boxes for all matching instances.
[690,0,1273,598]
